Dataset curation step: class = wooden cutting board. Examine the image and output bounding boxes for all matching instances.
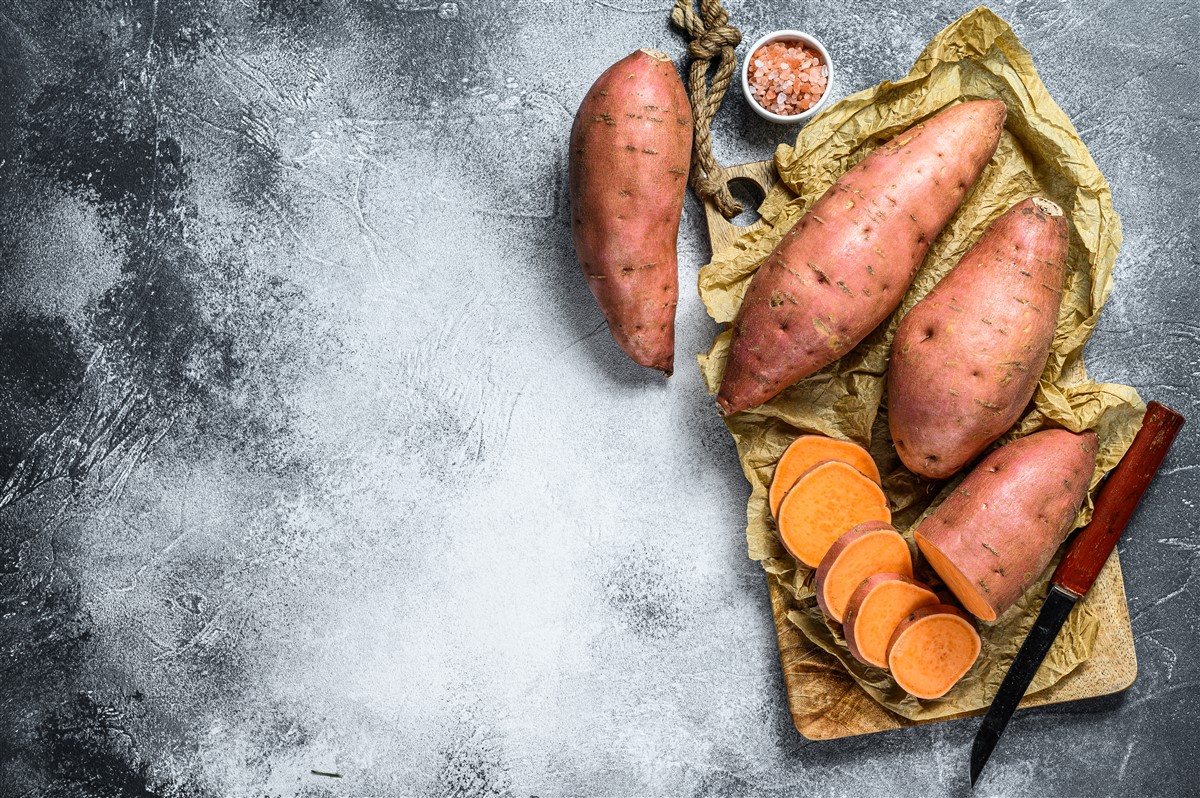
[704,161,1138,741]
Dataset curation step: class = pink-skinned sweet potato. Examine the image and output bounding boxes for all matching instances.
[717,100,1007,414]
[915,428,1099,622]
[889,197,1070,478]
[569,49,692,375]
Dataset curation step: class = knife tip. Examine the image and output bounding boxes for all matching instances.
[969,729,994,788]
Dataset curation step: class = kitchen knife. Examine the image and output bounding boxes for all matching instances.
[969,401,1185,786]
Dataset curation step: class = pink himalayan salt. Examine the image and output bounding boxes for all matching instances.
[748,40,828,116]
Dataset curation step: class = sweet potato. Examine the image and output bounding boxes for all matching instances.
[888,197,1070,478]
[843,574,939,668]
[769,435,882,518]
[915,428,1099,621]
[568,49,692,375]
[776,461,891,568]
[886,604,981,699]
[815,522,912,623]
[717,100,1007,414]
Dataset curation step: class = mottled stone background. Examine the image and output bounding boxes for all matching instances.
[0,1,1195,796]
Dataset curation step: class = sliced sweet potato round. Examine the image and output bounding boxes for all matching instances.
[815,522,912,623]
[769,435,882,519]
[886,604,981,699]
[776,460,891,568]
[843,574,939,668]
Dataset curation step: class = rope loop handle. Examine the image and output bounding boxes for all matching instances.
[671,0,743,218]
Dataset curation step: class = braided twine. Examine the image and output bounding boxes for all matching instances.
[671,0,743,218]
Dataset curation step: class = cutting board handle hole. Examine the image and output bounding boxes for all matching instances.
[725,177,766,227]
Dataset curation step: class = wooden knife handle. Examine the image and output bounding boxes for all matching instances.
[1053,401,1185,597]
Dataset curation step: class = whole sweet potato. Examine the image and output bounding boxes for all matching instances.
[717,100,1007,414]
[914,428,1098,622]
[569,49,692,375]
[889,197,1069,478]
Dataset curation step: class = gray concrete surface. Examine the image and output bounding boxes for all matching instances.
[0,1,1196,795]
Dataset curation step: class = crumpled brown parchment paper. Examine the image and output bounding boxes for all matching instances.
[697,7,1145,720]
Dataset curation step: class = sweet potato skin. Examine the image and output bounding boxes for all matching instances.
[569,50,692,375]
[914,428,1099,621]
[889,197,1070,478]
[717,100,1007,414]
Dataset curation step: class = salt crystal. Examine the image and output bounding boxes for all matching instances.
[749,39,826,116]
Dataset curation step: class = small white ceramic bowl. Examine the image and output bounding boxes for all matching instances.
[741,30,834,124]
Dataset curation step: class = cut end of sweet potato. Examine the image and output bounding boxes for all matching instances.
[776,461,891,568]
[638,48,672,61]
[887,604,981,699]
[1031,196,1063,216]
[769,435,882,519]
[915,530,999,622]
[815,522,911,623]
[843,574,939,668]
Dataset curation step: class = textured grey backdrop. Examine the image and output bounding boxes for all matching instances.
[0,1,1196,796]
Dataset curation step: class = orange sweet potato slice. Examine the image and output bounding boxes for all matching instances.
[814,522,912,623]
[843,574,939,668]
[769,435,882,519]
[886,604,981,699]
[916,538,999,621]
[776,461,891,568]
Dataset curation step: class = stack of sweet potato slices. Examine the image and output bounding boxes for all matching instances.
[772,435,981,699]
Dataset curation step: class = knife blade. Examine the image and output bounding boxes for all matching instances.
[969,401,1185,787]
